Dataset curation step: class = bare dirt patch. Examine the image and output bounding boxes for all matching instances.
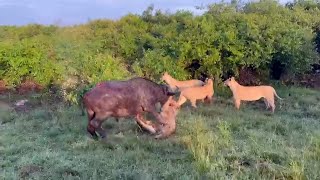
[19,165,43,179]
[0,80,7,94]
[0,90,63,114]
[16,80,44,95]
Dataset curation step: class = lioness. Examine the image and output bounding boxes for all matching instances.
[223,77,283,113]
[135,96,180,139]
[177,78,214,108]
[161,72,204,92]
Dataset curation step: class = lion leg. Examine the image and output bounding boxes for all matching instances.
[89,112,113,139]
[268,98,275,113]
[155,127,172,139]
[263,98,270,110]
[135,113,144,129]
[190,99,197,108]
[235,99,241,110]
[177,95,187,107]
[155,134,166,139]
[206,95,213,104]
[135,114,157,134]
[155,131,166,139]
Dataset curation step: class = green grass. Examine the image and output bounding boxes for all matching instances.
[0,86,320,179]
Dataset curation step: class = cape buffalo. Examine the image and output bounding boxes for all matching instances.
[82,77,176,139]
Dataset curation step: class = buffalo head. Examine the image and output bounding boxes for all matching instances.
[161,84,177,96]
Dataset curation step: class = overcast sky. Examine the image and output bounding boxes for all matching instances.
[0,0,290,26]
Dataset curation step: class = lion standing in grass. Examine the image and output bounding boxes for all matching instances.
[177,78,214,108]
[161,72,205,92]
[223,77,283,113]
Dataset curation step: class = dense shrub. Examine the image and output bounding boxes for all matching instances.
[76,53,131,84]
[1,0,320,93]
[60,53,131,104]
[132,50,189,82]
[0,37,63,88]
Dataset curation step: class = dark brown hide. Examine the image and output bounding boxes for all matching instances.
[83,77,176,139]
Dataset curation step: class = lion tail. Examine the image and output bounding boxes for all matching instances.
[273,89,283,100]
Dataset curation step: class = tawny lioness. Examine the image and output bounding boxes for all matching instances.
[224,77,283,113]
[161,72,205,92]
[135,96,180,139]
[177,78,214,108]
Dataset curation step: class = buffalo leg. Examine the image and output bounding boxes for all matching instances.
[86,109,98,139]
[96,120,107,139]
[87,123,98,139]
[90,113,110,139]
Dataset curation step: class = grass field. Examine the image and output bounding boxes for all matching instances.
[0,85,320,179]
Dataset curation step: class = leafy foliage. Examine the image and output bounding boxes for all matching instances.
[1,0,320,90]
[0,37,63,87]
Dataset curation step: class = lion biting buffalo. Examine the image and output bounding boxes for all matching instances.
[82,77,177,140]
[135,96,180,139]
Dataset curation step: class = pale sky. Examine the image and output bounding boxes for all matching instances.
[0,0,290,26]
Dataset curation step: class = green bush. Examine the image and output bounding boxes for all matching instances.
[1,0,320,93]
[76,53,131,84]
[132,50,189,82]
[0,38,63,88]
[61,53,131,105]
